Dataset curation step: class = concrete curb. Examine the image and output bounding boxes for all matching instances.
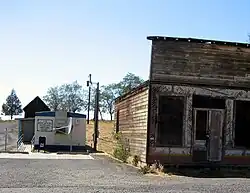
[95,152,170,177]
[57,151,89,155]
[89,152,107,156]
[98,152,141,170]
[0,151,29,154]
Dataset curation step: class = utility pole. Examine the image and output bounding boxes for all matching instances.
[86,74,100,151]
[87,74,92,124]
[93,82,99,151]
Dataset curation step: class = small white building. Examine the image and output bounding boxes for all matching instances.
[33,111,86,152]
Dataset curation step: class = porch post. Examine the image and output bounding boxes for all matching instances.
[185,94,193,147]
[225,99,234,148]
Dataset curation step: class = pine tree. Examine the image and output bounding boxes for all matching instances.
[2,89,23,119]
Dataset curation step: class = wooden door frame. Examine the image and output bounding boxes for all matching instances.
[193,108,224,162]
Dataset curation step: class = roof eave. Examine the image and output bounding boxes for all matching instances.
[146,36,250,48]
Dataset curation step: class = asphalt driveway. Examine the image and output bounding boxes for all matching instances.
[0,154,250,193]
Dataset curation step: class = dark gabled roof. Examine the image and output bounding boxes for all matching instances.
[23,96,50,111]
[147,36,250,48]
[115,80,149,103]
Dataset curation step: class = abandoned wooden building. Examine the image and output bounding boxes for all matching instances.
[115,36,250,166]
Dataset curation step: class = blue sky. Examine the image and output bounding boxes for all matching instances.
[0,0,250,116]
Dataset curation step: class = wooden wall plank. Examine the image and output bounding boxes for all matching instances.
[114,87,149,163]
[150,40,250,88]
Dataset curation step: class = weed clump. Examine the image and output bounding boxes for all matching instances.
[113,132,130,163]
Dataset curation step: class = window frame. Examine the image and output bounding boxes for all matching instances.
[155,94,185,147]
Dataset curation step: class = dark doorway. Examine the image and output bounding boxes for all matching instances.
[192,94,225,162]
[234,100,250,148]
[193,109,224,162]
[157,96,184,146]
[195,110,208,140]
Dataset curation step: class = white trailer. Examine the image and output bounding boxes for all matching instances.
[33,111,86,152]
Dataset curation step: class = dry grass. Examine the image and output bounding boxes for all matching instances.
[86,120,115,155]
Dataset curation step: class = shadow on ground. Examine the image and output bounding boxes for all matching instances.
[31,145,105,154]
[85,145,104,153]
[164,167,250,178]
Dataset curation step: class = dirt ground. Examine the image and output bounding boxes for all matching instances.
[0,120,115,153]
[0,120,18,151]
[86,120,115,155]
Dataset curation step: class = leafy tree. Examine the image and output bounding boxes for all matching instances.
[92,73,144,120]
[118,72,144,95]
[43,81,87,113]
[60,81,87,112]
[43,86,62,111]
[2,89,23,119]
[99,84,120,120]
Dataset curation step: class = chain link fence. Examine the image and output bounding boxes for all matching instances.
[0,127,19,152]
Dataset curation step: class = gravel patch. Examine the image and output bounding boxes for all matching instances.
[0,154,250,192]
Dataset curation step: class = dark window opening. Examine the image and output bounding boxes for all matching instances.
[234,100,250,148]
[157,96,184,146]
[193,95,225,109]
[116,110,120,133]
[195,110,208,140]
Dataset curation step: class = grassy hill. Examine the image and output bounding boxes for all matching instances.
[86,120,115,154]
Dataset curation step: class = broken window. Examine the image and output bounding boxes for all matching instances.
[193,95,225,109]
[157,96,184,146]
[234,100,250,148]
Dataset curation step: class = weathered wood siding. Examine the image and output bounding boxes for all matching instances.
[150,39,250,87]
[115,87,149,162]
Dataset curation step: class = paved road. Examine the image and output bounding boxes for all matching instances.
[0,154,250,193]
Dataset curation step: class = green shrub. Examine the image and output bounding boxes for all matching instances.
[113,132,130,162]
[113,143,130,162]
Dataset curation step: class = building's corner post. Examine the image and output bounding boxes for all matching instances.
[225,99,234,148]
[185,94,193,152]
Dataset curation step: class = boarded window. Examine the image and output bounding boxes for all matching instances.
[157,96,184,146]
